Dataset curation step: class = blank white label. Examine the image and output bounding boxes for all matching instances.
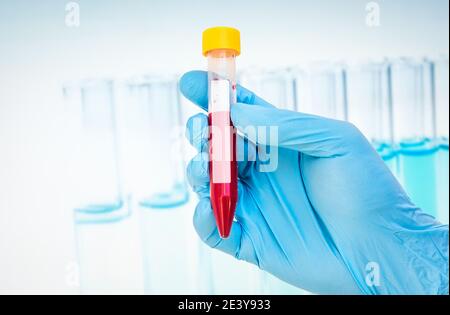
[210,79,230,112]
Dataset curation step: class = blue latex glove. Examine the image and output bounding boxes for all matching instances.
[180,70,449,295]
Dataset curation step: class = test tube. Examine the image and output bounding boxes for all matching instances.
[239,68,297,111]
[73,210,144,294]
[389,58,439,217]
[202,27,240,239]
[434,57,449,143]
[64,80,143,294]
[296,62,348,120]
[125,75,210,294]
[433,57,449,223]
[69,80,123,211]
[346,62,398,173]
[202,28,269,294]
[125,76,187,206]
[238,68,306,295]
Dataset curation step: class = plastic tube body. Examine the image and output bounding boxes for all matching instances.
[207,49,238,239]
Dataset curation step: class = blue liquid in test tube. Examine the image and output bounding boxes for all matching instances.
[126,76,212,294]
[433,57,449,223]
[64,80,142,294]
[390,59,438,218]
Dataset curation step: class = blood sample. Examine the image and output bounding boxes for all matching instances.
[202,26,241,238]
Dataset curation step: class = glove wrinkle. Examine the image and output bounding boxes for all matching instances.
[394,226,449,294]
[249,181,295,271]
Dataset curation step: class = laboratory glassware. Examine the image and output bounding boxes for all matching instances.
[64,79,143,294]
[203,26,240,239]
[73,206,144,294]
[389,58,439,217]
[239,67,306,295]
[201,27,268,294]
[125,76,187,207]
[296,62,348,121]
[67,79,123,212]
[239,68,297,111]
[238,67,307,295]
[346,61,398,173]
[126,75,209,294]
[433,57,449,223]
[178,91,217,294]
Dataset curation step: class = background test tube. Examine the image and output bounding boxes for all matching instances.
[178,90,216,294]
[238,68,297,111]
[71,80,123,212]
[125,77,187,206]
[346,62,398,174]
[389,58,439,217]
[433,57,449,223]
[296,62,348,121]
[238,68,307,295]
[125,76,209,294]
[64,80,143,294]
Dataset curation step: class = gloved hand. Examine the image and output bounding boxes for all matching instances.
[180,70,449,295]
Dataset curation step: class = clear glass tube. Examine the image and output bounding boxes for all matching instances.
[209,251,264,294]
[126,76,208,294]
[69,80,129,221]
[389,58,439,217]
[239,68,297,110]
[421,59,437,140]
[73,214,144,294]
[237,68,306,294]
[346,61,398,172]
[296,62,347,120]
[347,62,392,143]
[389,58,435,143]
[230,68,305,294]
[66,80,123,212]
[433,57,449,223]
[434,57,449,142]
[178,90,215,294]
[126,76,187,207]
[64,80,142,294]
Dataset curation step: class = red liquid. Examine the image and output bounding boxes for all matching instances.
[208,111,238,239]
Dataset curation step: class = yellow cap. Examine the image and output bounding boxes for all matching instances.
[202,26,241,56]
